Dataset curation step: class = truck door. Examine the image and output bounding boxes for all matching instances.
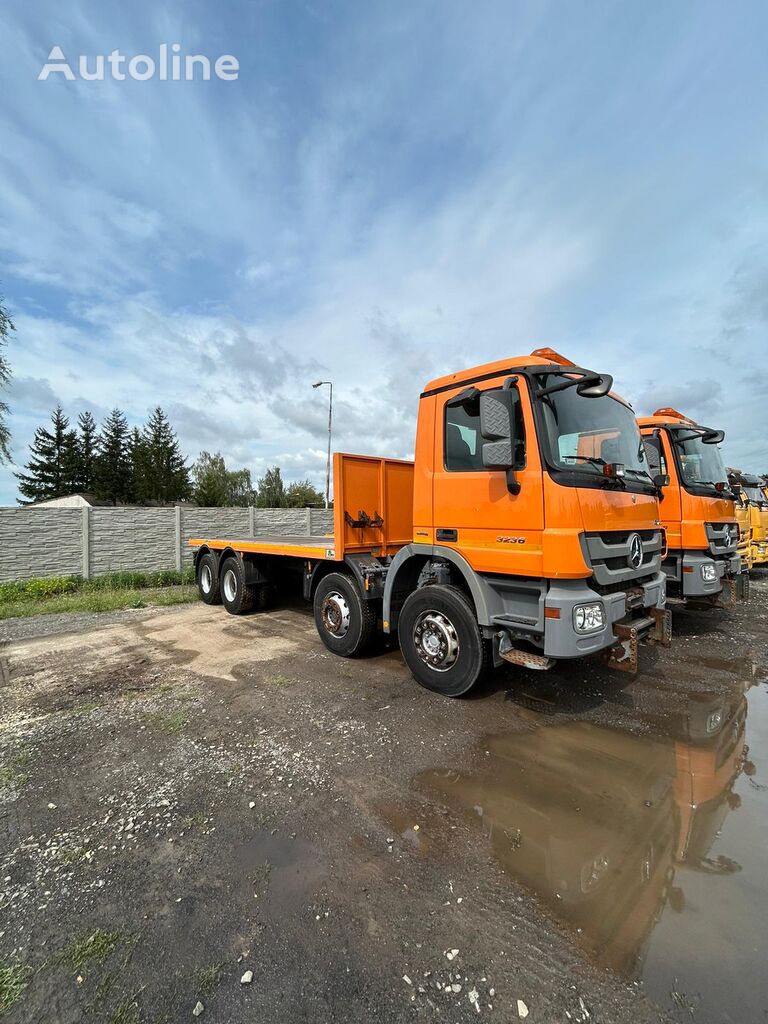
[431,378,545,576]
[644,430,682,548]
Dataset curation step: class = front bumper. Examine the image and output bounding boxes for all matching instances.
[679,551,741,598]
[542,571,667,660]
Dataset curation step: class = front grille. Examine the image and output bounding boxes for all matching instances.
[706,522,738,558]
[583,529,664,587]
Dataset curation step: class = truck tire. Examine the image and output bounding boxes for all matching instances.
[313,572,377,657]
[220,556,256,615]
[398,584,490,697]
[197,552,222,605]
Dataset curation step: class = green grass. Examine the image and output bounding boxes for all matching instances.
[0,750,32,794]
[57,845,90,865]
[0,959,32,1016]
[195,962,224,996]
[263,672,292,687]
[110,995,142,1024]
[60,930,124,972]
[142,711,188,734]
[0,582,197,620]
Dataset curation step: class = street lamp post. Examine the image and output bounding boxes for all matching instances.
[312,380,333,509]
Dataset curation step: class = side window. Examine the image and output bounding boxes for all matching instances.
[643,435,666,475]
[445,388,526,472]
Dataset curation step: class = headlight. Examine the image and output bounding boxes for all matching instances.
[707,710,724,734]
[573,602,605,633]
[701,563,717,582]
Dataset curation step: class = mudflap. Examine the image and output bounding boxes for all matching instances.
[713,578,737,609]
[601,608,671,674]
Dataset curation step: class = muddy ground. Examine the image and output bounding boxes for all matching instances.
[1,575,767,1024]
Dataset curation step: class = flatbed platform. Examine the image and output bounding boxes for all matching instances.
[189,534,337,560]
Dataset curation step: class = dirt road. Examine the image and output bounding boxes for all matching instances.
[1,577,767,1023]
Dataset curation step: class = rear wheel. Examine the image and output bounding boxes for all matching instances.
[220,556,256,615]
[313,572,377,657]
[197,552,221,605]
[398,584,490,697]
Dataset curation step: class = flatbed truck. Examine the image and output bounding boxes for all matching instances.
[191,349,671,696]
[638,409,747,607]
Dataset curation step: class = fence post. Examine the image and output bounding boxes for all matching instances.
[305,507,312,534]
[81,506,91,579]
[249,506,255,537]
[175,506,182,571]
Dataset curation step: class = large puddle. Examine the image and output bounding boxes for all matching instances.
[417,660,768,1023]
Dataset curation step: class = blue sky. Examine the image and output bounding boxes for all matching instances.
[1,0,767,503]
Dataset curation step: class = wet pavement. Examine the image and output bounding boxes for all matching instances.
[418,644,767,1022]
[1,577,767,1023]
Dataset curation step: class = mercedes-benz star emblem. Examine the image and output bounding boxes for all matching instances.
[723,525,732,547]
[628,533,643,570]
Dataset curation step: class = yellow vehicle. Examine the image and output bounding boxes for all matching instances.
[727,470,754,571]
[638,409,746,607]
[191,348,671,695]
[729,471,768,567]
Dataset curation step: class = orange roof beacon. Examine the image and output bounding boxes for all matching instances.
[190,349,671,697]
[638,408,748,609]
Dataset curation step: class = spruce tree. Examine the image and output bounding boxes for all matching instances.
[16,406,79,503]
[94,409,132,505]
[128,426,145,505]
[137,407,190,503]
[75,410,100,492]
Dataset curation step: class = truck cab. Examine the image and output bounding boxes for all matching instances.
[728,471,768,567]
[638,409,745,607]
[384,348,670,691]
[727,470,754,571]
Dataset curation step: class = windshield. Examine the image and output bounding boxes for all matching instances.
[671,429,728,490]
[743,486,767,505]
[537,376,651,482]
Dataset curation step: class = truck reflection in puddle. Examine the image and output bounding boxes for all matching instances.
[417,680,749,979]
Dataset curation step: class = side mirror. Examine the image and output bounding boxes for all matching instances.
[702,428,725,444]
[480,389,520,494]
[576,373,613,398]
[653,472,669,489]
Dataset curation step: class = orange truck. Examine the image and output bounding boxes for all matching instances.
[728,470,768,568]
[638,409,747,607]
[190,349,670,696]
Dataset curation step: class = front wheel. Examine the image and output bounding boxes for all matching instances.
[313,572,377,657]
[398,584,489,697]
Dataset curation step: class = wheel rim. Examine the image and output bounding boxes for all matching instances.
[223,569,238,603]
[200,564,212,594]
[321,590,351,638]
[413,610,460,672]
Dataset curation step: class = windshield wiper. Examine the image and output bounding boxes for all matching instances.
[562,455,606,469]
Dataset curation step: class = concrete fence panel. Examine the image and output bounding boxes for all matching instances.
[89,508,177,576]
[0,508,83,582]
[0,506,335,582]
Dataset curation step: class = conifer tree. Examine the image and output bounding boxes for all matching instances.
[16,406,79,504]
[137,407,190,503]
[75,410,100,492]
[94,408,132,505]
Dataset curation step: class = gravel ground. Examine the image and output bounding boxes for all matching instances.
[1,575,766,1024]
